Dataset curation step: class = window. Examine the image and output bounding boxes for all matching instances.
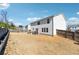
[46,28,48,32]
[47,19,50,23]
[37,21,40,25]
[42,28,48,32]
[42,28,43,32]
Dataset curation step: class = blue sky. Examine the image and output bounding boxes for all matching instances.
[0,3,79,26]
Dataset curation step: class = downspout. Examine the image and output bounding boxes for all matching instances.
[52,17,53,36]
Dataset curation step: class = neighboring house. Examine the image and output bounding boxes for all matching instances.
[25,25,28,32]
[25,24,32,32]
[17,25,24,32]
[30,14,67,35]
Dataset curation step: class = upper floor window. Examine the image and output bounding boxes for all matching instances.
[37,21,40,25]
[47,19,50,24]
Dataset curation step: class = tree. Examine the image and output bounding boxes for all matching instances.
[19,25,23,28]
[1,10,8,23]
[0,22,9,28]
[0,21,16,29]
[67,25,71,31]
[9,22,16,29]
[10,22,15,27]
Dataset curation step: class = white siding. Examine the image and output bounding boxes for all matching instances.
[53,14,67,35]
[30,14,67,36]
[31,18,53,35]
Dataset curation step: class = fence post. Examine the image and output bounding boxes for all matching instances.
[65,31,67,38]
[73,32,75,40]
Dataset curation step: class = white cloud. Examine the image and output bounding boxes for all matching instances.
[68,17,79,21]
[67,17,79,25]
[8,18,23,26]
[27,17,41,22]
[8,19,14,22]
[14,22,22,26]
[0,3,10,9]
[77,12,79,15]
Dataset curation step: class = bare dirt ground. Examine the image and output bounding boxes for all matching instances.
[4,32,79,55]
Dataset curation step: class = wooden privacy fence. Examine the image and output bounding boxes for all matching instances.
[56,29,79,41]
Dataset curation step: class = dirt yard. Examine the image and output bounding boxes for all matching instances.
[4,32,79,55]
